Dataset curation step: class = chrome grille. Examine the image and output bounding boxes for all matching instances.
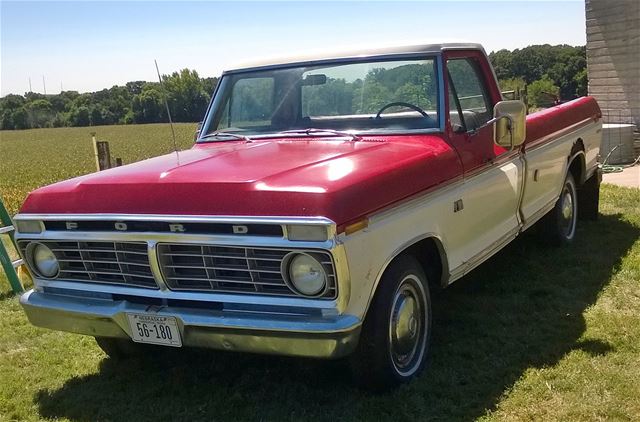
[158,243,337,298]
[19,240,157,289]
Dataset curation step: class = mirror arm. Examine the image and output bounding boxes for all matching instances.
[471,114,515,150]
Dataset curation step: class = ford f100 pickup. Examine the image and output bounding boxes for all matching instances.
[15,43,602,389]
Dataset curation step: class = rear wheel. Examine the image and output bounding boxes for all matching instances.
[542,172,578,245]
[350,255,431,391]
[578,170,600,221]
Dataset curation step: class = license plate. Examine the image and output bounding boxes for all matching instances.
[126,314,182,347]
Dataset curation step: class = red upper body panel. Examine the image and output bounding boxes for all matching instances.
[18,54,600,228]
[20,135,463,226]
[525,96,601,148]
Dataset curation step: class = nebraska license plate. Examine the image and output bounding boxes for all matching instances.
[126,314,182,347]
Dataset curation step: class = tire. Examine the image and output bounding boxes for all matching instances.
[578,171,600,221]
[542,172,578,245]
[350,255,432,391]
[95,337,149,359]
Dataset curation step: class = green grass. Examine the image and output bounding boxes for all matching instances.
[1,125,639,421]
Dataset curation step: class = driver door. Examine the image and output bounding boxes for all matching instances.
[443,53,522,275]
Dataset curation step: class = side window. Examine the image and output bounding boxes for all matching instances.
[447,58,492,131]
[224,77,274,129]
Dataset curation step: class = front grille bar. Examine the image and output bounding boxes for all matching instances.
[19,239,337,298]
[158,243,337,298]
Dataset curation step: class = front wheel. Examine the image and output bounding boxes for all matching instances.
[350,255,431,391]
[542,172,578,245]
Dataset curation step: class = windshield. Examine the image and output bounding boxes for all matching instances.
[200,57,440,139]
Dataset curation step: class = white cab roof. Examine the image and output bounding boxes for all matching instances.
[225,42,485,72]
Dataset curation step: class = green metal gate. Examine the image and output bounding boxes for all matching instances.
[0,197,25,294]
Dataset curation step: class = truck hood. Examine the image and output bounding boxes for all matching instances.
[20,136,461,226]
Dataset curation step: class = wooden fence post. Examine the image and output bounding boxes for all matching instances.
[96,141,111,170]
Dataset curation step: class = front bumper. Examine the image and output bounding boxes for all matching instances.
[20,289,361,359]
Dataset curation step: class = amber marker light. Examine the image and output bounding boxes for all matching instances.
[344,218,369,235]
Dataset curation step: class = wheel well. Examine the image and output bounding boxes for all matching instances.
[403,237,446,289]
[568,139,586,185]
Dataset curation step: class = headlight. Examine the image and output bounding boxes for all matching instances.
[282,253,327,296]
[30,243,59,278]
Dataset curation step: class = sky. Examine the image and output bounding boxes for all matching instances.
[0,0,587,96]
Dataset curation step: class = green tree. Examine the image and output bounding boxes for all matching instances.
[528,76,560,108]
[132,86,164,123]
[70,106,91,126]
[489,44,586,100]
[163,69,210,122]
[25,99,54,128]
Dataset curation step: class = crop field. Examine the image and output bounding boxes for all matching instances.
[0,123,197,216]
[1,124,640,421]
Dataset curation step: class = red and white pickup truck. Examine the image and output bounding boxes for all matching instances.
[15,43,602,389]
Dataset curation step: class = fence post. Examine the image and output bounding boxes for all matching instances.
[96,141,112,170]
[91,132,101,171]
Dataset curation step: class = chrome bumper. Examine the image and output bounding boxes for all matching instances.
[20,289,361,359]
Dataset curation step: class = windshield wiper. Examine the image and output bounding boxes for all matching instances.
[199,132,251,142]
[278,128,361,142]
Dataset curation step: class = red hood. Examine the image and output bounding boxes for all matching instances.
[20,135,462,226]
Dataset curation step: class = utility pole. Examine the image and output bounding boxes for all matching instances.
[42,75,47,95]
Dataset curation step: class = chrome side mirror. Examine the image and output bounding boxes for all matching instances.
[493,100,526,149]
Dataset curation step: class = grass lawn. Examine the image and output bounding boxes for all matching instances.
[1,125,639,421]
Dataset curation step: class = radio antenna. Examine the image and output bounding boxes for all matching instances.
[154,59,179,160]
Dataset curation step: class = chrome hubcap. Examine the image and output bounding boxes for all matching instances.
[562,192,573,220]
[560,183,576,237]
[393,295,418,354]
[389,275,427,375]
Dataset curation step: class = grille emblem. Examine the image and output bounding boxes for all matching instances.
[169,223,186,233]
[115,222,128,231]
[66,222,78,230]
[232,225,249,234]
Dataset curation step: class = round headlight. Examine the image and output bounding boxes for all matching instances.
[284,253,327,296]
[31,243,59,278]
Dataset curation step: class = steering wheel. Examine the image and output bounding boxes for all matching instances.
[375,101,430,119]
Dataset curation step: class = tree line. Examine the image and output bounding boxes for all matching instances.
[489,44,587,108]
[0,69,217,130]
[0,44,587,130]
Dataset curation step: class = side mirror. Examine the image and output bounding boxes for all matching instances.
[194,122,203,142]
[493,100,526,149]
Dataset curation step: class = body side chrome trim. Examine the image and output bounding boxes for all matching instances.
[367,175,465,223]
[448,225,520,283]
[368,148,524,225]
[521,198,556,232]
[525,116,595,152]
[462,150,521,180]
